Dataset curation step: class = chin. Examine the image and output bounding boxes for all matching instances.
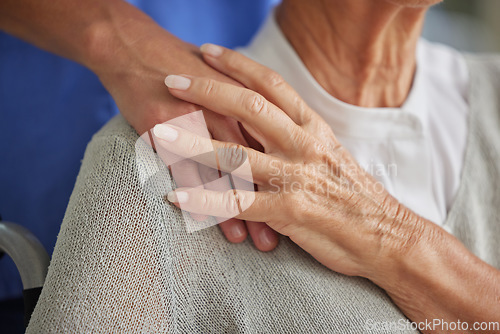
[386,0,442,7]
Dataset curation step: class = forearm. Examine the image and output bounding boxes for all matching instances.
[0,0,178,75]
[373,218,500,333]
[0,0,206,134]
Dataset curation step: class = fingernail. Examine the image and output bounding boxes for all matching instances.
[164,75,191,90]
[260,228,277,247]
[167,191,189,204]
[153,124,178,142]
[231,224,246,239]
[200,43,223,57]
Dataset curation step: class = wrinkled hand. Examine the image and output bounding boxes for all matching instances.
[89,16,278,251]
[154,44,425,280]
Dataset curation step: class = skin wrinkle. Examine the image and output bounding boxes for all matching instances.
[276,0,433,108]
[268,142,404,272]
[164,39,500,330]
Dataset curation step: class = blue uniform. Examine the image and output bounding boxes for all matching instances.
[0,0,279,300]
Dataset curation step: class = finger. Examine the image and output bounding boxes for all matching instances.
[168,159,208,222]
[164,74,305,154]
[206,114,264,153]
[166,187,278,222]
[203,111,248,145]
[246,221,279,252]
[201,112,257,244]
[202,113,275,250]
[200,43,312,126]
[153,122,285,185]
[198,163,249,242]
[217,218,248,243]
[150,122,208,222]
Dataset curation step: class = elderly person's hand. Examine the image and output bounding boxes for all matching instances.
[154,45,500,333]
[155,46,423,280]
[155,57,418,281]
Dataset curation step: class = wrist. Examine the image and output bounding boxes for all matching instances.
[369,214,499,326]
[81,0,177,80]
[366,202,438,290]
[367,213,460,325]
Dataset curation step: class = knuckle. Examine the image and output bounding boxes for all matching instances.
[188,134,200,153]
[287,127,310,152]
[298,137,330,163]
[311,140,328,157]
[218,144,246,170]
[293,96,311,123]
[204,79,216,97]
[263,71,284,88]
[223,190,239,215]
[244,92,267,116]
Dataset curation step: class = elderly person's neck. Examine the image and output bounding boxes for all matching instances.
[276,0,428,108]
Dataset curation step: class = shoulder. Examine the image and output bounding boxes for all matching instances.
[417,40,500,114]
[83,115,152,177]
[77,114,173,203]
[417,39,500,83]
[417,39,470,99]
[463,51,500,81]
[464,53,500,68]
[418,39,467,69]
[463,53,500,134]
[78,115,139,176]
[90,114,138,151]
[463,53,500,158]
[418,38,500,69]
[417,39,469,74]
[27,116,181,332]
[463,53,500,109]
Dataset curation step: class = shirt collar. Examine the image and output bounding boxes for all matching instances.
[238,11,429,139]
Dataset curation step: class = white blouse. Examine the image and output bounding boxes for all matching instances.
[238,13,469,225]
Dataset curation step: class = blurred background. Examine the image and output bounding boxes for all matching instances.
[423,0,500,52]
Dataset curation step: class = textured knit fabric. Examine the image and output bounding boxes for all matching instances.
[442,55,500,265]
[27,56,500,333]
